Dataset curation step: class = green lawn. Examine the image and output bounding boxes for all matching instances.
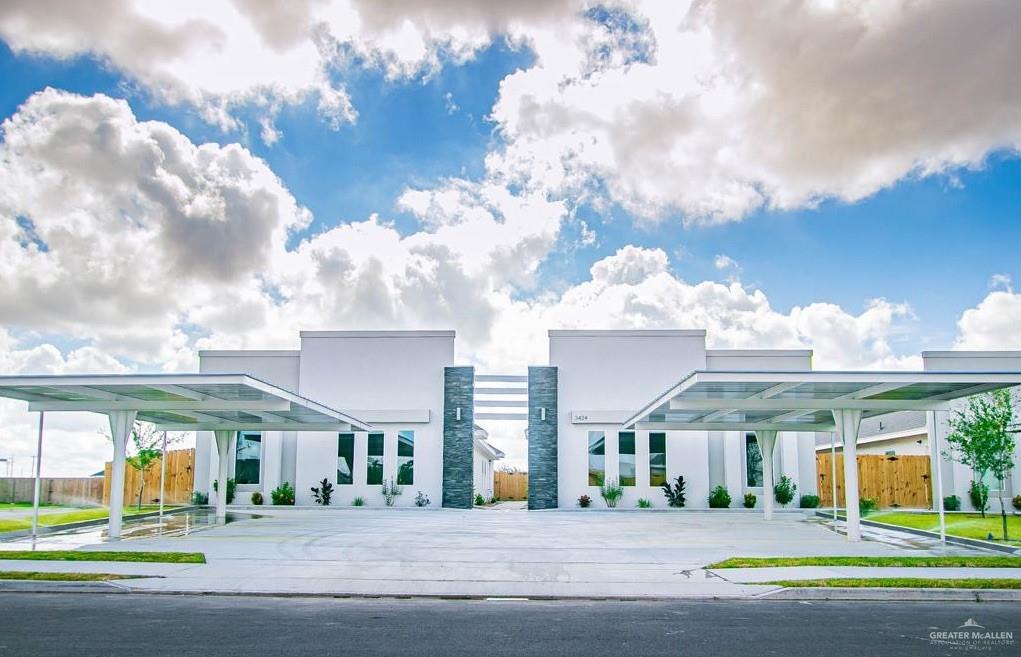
[0,502,57,510]
[768,578,1021,589]
[0,505,168,533]
[709,556,1021,569]
[869,511,1021,546]
[0,571,139,581]
[0,551,205,563]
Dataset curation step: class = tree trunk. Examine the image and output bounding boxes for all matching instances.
[999,488,1009,542]
[137,477,144,511]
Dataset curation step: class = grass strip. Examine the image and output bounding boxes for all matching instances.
[0,550,205,564]
[708,556,1021,569]
[0,571,139,582]
[768,578,1021,589]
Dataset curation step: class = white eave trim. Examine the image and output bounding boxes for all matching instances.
[300,330,455,338]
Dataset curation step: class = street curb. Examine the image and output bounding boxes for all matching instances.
[760,586,1021,602]
[1,581,1017,602]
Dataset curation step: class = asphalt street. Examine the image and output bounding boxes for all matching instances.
[0,593,1017,657]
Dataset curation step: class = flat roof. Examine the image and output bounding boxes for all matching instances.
[300,330,455,338]
[0,373,371,432]
[548,329,707,338]
[198,350,300,358]
[705,349,813,357]
[624,370,1021,432]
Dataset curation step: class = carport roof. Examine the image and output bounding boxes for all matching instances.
[623,370,1021,432]
[0,373,372,432]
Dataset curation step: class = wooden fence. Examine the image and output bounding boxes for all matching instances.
[817,453,932,509]
[494,471,528,501]
[0,477,103,506]
[103,448,195,506]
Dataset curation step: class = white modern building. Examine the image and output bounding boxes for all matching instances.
[192,329,821,510]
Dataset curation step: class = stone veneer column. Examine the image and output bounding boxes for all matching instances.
[527,366,558,509]
[442,366,475,508]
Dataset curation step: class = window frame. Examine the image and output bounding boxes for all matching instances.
[587,431,606,486]
[397,430,414,485]
[233,431,263,489]
[337,432,355,485]
[648,432,666,488]
[744,432,764,490]
[618,431,636,487]
[366,432,385,486]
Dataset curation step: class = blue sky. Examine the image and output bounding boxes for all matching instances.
[1,1,1019,476]
[3,34,1016,358]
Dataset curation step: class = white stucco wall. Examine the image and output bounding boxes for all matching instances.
[293,331,452,507]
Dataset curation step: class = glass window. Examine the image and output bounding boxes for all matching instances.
[649,432,666,487]
[234,432,261,485]
[588,431,605,486]
[337,433,355,485]
[618,432,636,486]
[745,433,763,488]
[397,430,414,485]
[367,433,384,485]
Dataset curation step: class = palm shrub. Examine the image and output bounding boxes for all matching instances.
[311,478,334,506]
[799,494,820,509]
[708,485,731,509]
[381,479,403,507]
[662,475,686,508]
[742,492,756,509]
[773,475,796,507]
[270,481,295,505]
[600,478,624,508]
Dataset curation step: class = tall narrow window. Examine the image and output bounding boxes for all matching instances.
[588,431,605,486]
[618,432,636,486]
[367,432,384,485]
[337,433,355,485]
[234,432,261,485]
[745,433,763,487]
[397,430,414,485]
[649,432,666,487]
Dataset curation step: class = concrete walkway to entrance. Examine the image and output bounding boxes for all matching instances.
[1,507,986,599]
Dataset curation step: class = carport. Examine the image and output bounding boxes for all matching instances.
[0,373,371,539]
[623,370,1021,542]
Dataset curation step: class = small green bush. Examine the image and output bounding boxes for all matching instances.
[191,491,208,505]
[774,475,796,507]
[250,491,263,506]
[859,497,878,516]
[352,496,365,507]
[944,495,961,511]
[743,492,756,509]
[637,498,652,508]
[708,486,731,509]
[662,476,686,508]
[1013,495,1021,511]
[969,480,989,517]
[488,496,497,504]
[212,478,236,504]
[270,482,295,506]
[578,494,592,508]
[474,493,485,506]
[599,478,624,508]
[799,494,820,509]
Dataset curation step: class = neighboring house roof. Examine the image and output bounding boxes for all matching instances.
[815,410,927,447]
[473,436,505,460]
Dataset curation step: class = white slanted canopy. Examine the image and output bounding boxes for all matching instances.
[623,370,1021,542]
[0,373,371,538]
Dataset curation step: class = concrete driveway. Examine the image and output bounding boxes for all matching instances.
[51,507,981,598]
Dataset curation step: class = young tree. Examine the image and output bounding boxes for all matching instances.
[107,422,183,510]
[943,389,1019,541]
